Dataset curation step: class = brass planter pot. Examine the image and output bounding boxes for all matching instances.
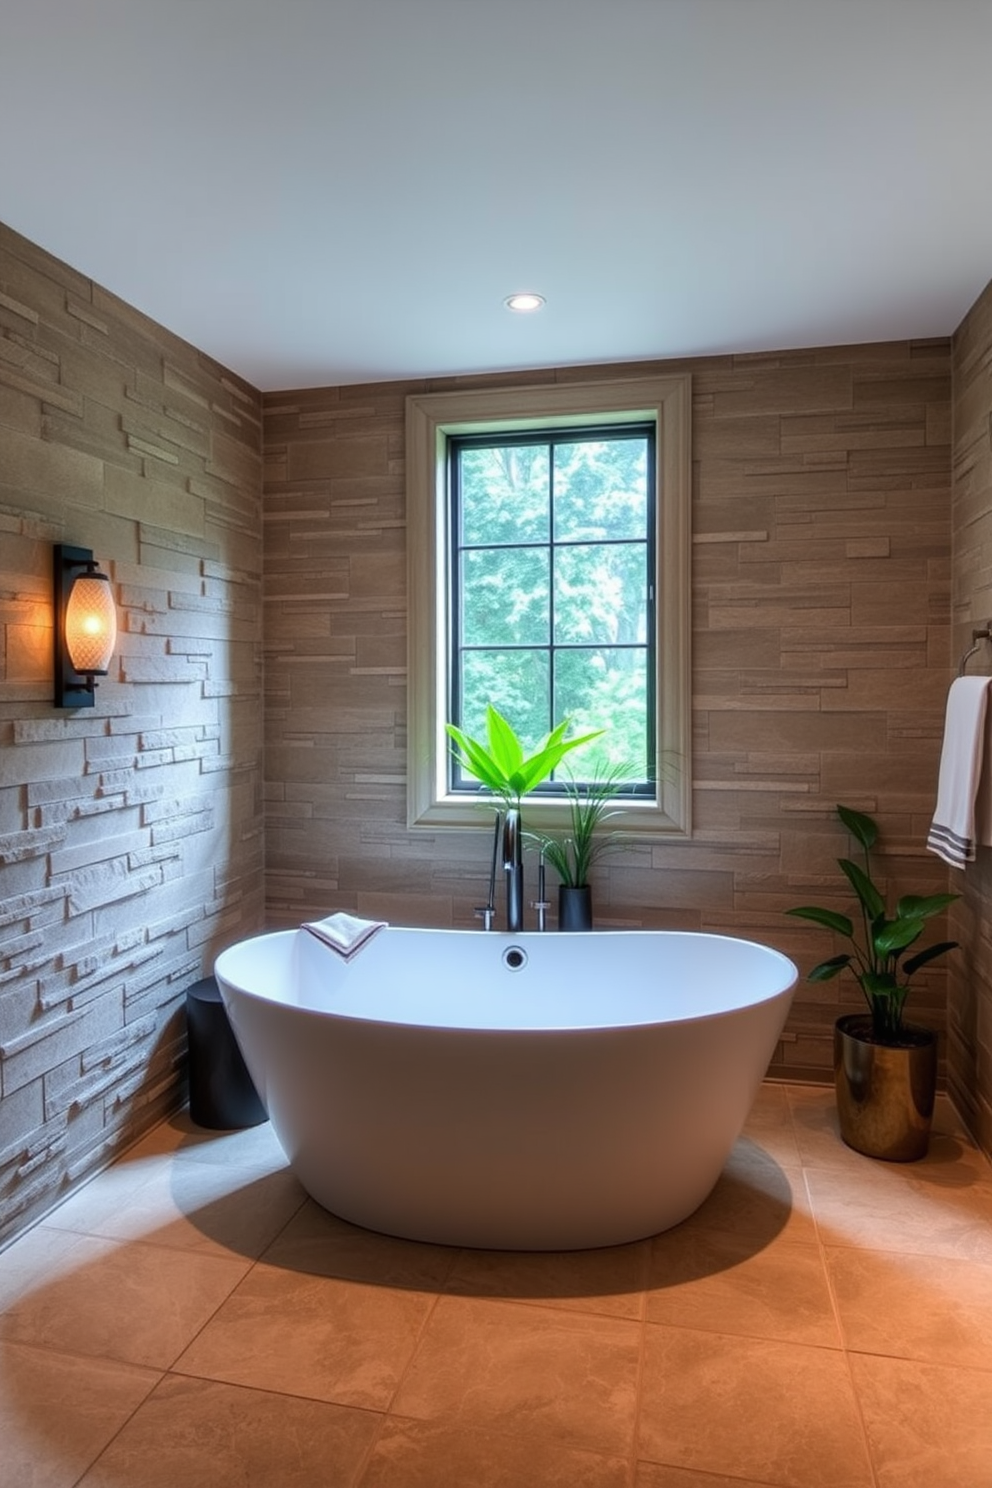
[833,1014,937,1162]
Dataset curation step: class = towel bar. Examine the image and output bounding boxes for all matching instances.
[958,625,992,676]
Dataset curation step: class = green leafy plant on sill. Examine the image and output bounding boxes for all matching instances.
[535,765,632,887]
[785,803,958,1045]
[445,704,602,807]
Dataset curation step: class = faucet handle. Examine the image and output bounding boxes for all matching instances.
[529,898,550,933]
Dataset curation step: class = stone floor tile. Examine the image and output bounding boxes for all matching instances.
[646,1229,842,1347]
[0,1233,250,1370]
[260,1198,458,1289]
[0,1225,91,1316]
[444,1237,648,1319]
[0,1340,159,1488]
[76,1373,381,1488]
[390,1294,640,1458]
[123,1112,287,1174]
[804,1163,992,1262]
[850,1352,992,1488]
[826,1243,992,1368]
[740,1081,803,1167]
[359,1416,628,1488]
[634,1465,795,1488]
[62,1162,307,1260]
[786,1085,992,1184]
[173,1263,435,1410]
[637,1324,873,1488]
[676,1140,816,1246]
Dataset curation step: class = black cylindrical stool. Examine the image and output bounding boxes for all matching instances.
[186,976,266,1129]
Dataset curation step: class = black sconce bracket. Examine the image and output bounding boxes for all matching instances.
[54,543,100,709]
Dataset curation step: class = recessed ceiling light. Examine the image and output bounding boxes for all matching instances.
[504,292,546,313]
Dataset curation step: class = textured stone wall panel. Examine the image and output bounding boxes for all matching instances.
[0,221,264,1250]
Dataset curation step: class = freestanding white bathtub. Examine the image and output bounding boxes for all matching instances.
[213,927,797,1250]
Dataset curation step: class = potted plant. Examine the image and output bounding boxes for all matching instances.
[445,705,602,930]
[786,804,958,1160]
[536,767,630,930]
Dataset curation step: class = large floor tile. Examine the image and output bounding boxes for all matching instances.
[390,1294,640,1458]
[740,1081,803,1167]
[172,1262,435,1410]
[788,1086,992,1186]
[76,1373,381,1488]
[637,1324,873,1488]
[676,1141,816,1246]
[850,1353,992,1488]
[0,1225,92,1315]
[646,1229,841,1347]
[0,1340,159,1488]
[0,1233,250,1369]
[804,1163,992,1262]
[444,1238,647,1319]
[32,1156,167,1238]
[635,1466,794,1488]
[359,1415,629,1488]
[122,1112,287,1174]
[826,1244,992,1368]
[45,1161,306,1260]
[261,1198,458,1289]
[786,1085,888,1175]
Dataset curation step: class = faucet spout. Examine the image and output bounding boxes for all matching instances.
[502,807,524,933]
[502,808,520,870]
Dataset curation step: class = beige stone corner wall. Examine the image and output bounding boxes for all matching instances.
[0,224,264,1249]
[263,341,954,1084]
[949,277,992,1155]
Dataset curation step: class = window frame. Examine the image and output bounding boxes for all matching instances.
[406,374,691,837]
[447,420,658,797]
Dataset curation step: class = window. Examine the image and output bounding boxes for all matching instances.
[406,375,691,836]
[449,423,655,791]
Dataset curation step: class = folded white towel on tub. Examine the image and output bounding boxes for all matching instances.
[927,675,992,867]
[302,912,387,960]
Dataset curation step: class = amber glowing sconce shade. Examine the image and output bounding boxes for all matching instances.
[53,544,117,708]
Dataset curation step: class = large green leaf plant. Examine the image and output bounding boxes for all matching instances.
[786,804,958,1044]
[445,705,602,808]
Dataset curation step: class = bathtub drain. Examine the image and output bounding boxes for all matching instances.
[503,946,528,971]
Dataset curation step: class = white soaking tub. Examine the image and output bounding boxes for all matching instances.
[213,927,797,1250]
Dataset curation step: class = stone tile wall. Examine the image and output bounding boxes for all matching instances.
[263,342,954,1085]
[949,277,992,1155]
[0,224,264,1248]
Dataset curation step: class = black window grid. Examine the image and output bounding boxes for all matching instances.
[447,422,657,795]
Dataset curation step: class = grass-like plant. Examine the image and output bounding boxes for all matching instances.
[536,767,631,887]
[785,804,958,1044]
[445,705,602,807]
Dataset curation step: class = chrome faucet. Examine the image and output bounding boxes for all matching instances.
[502,807,524,933]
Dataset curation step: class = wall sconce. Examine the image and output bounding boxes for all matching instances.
[53,544,117,708]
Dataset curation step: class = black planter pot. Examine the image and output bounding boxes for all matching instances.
[558,884,593,931]
[833,1014,937,1161]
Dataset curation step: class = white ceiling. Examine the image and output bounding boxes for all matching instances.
[2,0,991,391]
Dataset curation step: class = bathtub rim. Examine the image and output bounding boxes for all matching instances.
[214,925,799,1037]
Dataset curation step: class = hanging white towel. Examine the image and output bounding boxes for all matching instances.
[302,912,387,960]
[927,676,992,867]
